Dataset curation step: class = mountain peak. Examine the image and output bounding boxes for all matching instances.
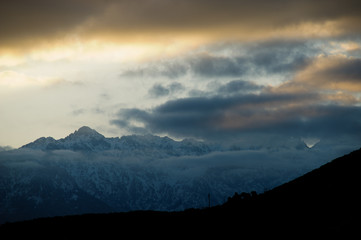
[20,136,56,150]
[77,126,97,134]
[71,126,104,138]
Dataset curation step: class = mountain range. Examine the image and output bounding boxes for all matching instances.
[0,126,357,225]
[21,126,214,156]
[1,145,360,237]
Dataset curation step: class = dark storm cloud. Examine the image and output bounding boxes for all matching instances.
[112,96,230,136]
[112,92,361,142]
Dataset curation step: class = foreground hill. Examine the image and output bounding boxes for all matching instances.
[1,148,360,237]
[222,146,361,235]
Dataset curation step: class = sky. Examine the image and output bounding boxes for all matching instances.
[1,0,361,148]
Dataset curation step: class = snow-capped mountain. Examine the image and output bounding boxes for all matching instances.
[21,126,213,157]
[1,126,355,224]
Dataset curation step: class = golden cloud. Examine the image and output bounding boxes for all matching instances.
[0,71,64,88]
[1,0,361,55]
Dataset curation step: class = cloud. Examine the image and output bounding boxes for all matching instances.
[148,84,170,98]
[0,70,67,88]
[1,0,360,152]
[188,54,247,77]
[2,0,361,53]
[121,54,245,79]
[111,90,361,145]
[87,0,361,41]
[196,40,315,78]
[0,0,105,48]
[121,61,188,79]
[71,109,86,116]
[121,39,317,81]
[148,82,185,98]
[276,55,361,94]
[246,40,313,75]
[215,80,263,95]
[320,58,361,83]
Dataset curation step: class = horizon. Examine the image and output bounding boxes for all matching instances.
[2,125,326,150]
[1,0,361,150]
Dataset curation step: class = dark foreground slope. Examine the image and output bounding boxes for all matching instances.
[222,147,361,236]
[1,148,360,238]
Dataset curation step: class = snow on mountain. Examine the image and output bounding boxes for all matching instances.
[22,126,108,152]
[1,126,355,224]
[21,126,214,157]
[21,137,57,150]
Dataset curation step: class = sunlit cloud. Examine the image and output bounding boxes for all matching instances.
[273,20,344,39]
[0,54,25,67]
[332,41,361,53]
[0,71,64,88]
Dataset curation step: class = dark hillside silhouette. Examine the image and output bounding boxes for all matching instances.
[1,148,360,238]
[221,147,361,236]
